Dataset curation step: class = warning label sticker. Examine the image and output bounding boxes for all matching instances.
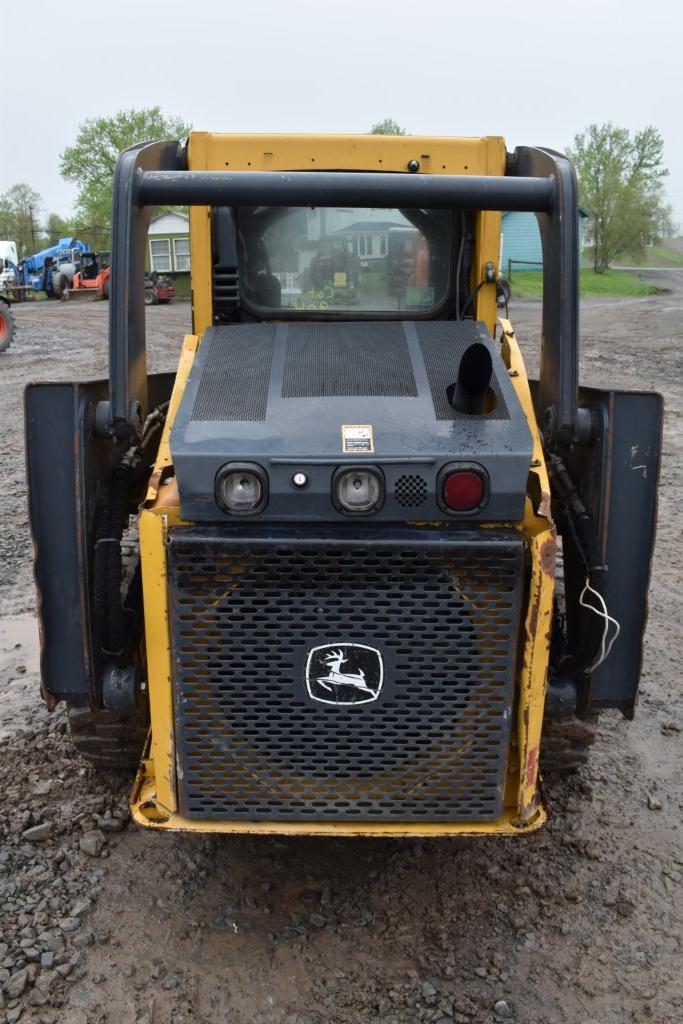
[341,424,375,454]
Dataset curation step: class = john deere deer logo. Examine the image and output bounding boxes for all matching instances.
[306,643,384,706]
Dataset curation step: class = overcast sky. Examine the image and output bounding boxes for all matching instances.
[1,0,682,228]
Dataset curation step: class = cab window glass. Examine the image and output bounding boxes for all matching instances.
[238,207,452,314]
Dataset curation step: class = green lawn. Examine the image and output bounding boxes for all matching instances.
[582,242,683,268]
[509,269,662,300]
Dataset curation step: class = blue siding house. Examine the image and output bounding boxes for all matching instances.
[501,209,589,273]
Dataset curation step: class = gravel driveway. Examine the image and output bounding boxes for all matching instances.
[0,286,681,1024]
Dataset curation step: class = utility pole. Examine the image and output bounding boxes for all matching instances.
[28,205,37,250]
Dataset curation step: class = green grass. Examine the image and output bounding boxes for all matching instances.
[510,269,661,300]
[582,241,683,268]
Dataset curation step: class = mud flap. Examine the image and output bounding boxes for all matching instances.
[24,373,174,706]
[561,388,663,718]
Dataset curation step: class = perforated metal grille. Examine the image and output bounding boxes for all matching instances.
[415,322,509,421]
[394,474,428,507]
[191,325,276,421]
[281,322,418,398]
[168,527,524,822]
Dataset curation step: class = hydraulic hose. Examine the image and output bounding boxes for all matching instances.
[93,404,167,668]
[547,454,608,677]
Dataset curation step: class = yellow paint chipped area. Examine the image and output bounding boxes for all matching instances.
[144,334,199,506]
[140,510,177,812]
[498,319,556,819]
[130,758,546,836]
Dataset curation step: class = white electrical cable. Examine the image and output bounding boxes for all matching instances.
[578,576,621,673]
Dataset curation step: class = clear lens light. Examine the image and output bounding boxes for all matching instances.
[336,469,382,513]
[220,470,263,512]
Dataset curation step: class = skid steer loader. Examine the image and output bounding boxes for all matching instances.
[24,133,662,836]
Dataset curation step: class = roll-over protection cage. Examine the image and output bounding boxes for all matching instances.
[98,141,579,448]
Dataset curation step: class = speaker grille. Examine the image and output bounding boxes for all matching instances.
[394,474,428,507]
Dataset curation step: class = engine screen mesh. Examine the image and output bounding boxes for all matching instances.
[167,527,524,822]
[415,322,509,421]
[282,322,418,398]
[191,325,276,422]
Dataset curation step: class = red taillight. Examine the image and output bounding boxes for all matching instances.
[442,469,486,512]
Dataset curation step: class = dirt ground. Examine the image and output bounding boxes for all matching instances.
[0,282,681,1024]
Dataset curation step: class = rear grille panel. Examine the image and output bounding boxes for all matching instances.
[167,526,525,822]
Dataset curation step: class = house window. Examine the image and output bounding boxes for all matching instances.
[358,235,374,257]
[379,235,387,256]
[150,239,171,272]
[173,237,190,271]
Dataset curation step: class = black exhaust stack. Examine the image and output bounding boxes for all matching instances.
[446,342,493,415]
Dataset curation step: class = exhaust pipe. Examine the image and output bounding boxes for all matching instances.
[446,342,493,415]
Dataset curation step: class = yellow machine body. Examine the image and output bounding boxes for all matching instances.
[129,132,555,836]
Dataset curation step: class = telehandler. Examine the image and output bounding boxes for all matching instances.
[25,133,662,836]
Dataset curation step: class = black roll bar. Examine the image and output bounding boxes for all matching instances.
[99,140,579,447]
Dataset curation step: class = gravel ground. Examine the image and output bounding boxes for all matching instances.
[0,285,681,1024]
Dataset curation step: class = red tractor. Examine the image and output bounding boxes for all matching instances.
[144,271,175,305]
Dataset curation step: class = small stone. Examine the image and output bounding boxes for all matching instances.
[309,914,326,929]
[422,981,437,998]
[162,973,179,990]
[38,970,58,992]
[4,968,29,998]
[616,896,636,918]
[79,831,105,857]
[96,815,124,834]
[33,781,53,797]
[29,987,50,1006]
[58,919,81,934]
[21,823,53,843]
[647,794,663,811]
[494,1000,513,1018]
[474,967,488,978]
[6,1006,23,1023]
[69,899,92,919]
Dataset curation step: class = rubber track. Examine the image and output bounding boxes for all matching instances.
[540,713,599,774]
[67,705,149,772]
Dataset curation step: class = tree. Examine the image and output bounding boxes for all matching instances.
[369,118,407,136]
[44,212,73,246]
[0,183,43,256]
[568,123,670,271]
[60,107,191,230]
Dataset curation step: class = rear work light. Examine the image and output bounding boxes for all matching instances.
[216,463,268,515]
[439,465,488,513]
[333,466,385,515]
